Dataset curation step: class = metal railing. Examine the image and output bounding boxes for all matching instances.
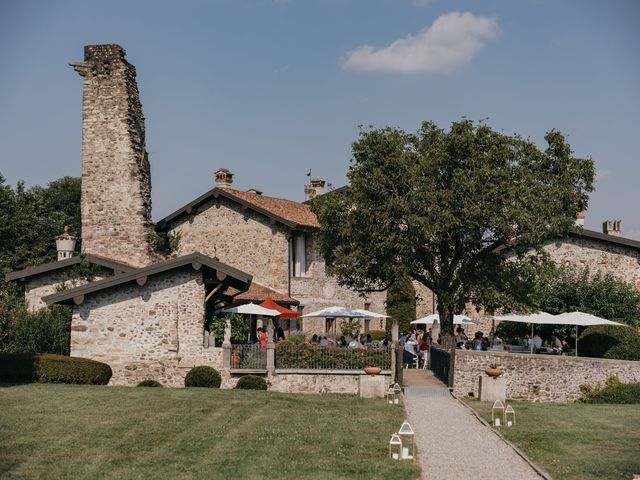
[430,345,454,386]
[275,343,392,370]
[231,344,267,369]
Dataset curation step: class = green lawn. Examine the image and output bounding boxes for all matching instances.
[0,384,420,480]
[465,399,640,480]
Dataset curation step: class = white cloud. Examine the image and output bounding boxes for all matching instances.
[341,11,500,74]
[595,169,612,181]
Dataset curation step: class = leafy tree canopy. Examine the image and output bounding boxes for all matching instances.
[312,120,594,341]
[386,275,416,335]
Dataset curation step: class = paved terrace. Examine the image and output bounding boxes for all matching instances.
[402,370,544,480]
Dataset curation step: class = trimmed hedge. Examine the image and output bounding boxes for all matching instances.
[235,375,267,390]
[137,380,163,387]
[275,342,391,369]
[0,353,112,385]
[578,325,640,361]
[184,366,221,388]
[368,330,386,341]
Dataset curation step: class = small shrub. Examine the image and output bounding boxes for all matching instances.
[578,325,640,360]
[184,365,221,388]
[580,375,640,404]
[137,380,163,387]
[0,353,112,384]
[235,375,267,390]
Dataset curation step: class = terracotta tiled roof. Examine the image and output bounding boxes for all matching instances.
[225,281,300,305]
[224,188,320,229]
[156,187,319,231]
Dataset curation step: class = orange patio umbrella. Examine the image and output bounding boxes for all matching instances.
[259,297,301,319]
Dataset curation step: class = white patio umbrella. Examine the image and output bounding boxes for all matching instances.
[221,303,281,316]
[410,314,479,325]
[300,306,372,318]
[551,311,625,356]
[352,308,390,318]
[493,311,626,355]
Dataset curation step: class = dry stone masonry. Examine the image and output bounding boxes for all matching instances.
[71,44,154,267]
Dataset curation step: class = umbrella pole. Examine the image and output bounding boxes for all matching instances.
[575,325,578,356]
[530,323,534,354]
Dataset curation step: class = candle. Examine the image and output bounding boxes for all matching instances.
[388,400,393,404]
[392,453,399,460]
[394,398,399,404]
[402,447,409,458]
[507,420,513,427]
[495,418,501,426]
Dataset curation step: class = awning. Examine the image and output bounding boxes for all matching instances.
[259,297,301,318]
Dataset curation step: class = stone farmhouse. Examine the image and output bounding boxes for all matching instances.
[6,44,640,387]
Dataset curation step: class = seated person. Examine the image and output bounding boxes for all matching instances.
[348,337,362,349]
[532,334,543,353]
[319,336,328,347]
[511,335,522,346]
[403,335,418,366]
[455,327,468,348]
[551,335,562,354]
[338,335,348,347]
[472,331,484,351]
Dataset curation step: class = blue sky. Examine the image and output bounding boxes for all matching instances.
[1,0,638,238]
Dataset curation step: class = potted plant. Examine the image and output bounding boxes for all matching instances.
[485,363,503,378]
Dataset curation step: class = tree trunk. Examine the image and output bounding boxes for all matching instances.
[437,301,456,349]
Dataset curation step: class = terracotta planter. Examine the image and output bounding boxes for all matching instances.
[485,367,503,378]
[364,366,382,375]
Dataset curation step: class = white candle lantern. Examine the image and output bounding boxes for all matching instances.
[492,400,505,427]
[386,387,398,405]
[505,405,515,427]
[392,382,403,404]
[398,421,415,460]
[389,433,402,460]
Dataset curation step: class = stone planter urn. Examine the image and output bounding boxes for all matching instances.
[485,365,503,378]
[364,366,382,375]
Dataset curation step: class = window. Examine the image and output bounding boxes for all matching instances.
[289,234,306,277]
[364,319,371,333]
[325,317,335,333]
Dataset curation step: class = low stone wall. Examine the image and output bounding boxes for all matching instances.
[268,370,391,395]
[452,350,640,403]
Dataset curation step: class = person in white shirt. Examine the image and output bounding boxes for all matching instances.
[532,334,543,353]
[403,335,418,367]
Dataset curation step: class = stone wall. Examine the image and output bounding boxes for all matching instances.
[543,236,640,287]
[71,44,154,267]
[70,267,221,387]
[451,349,640,402]
[24,268,110,312]
[269,371,391,394]
[170,196,290,294]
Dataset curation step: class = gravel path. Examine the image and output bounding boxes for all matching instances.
[403,381,544,480]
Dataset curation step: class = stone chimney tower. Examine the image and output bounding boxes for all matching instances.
[215,168,234,188]
[304,178,326,201]
[602,220,622,236]
[70,45,154,267]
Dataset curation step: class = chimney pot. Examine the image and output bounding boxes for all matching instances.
[246,188,262,195]
[215,168,233,189]
[56,225,77,261]
[304,177,326,201]
[575,210,585,227]
[602,220,622,236]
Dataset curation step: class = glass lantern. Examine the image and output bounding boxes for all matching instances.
[491,400,505,427]
[389,433,402,460]
[386,387,399,405]
[505,405,516,427]
[392,382,403,403]
[398,421,415,460]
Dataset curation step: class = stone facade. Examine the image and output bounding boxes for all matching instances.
[24,268,108,312]
[543,235,640,287]
[452,350,640,403]
[170,196,290,293]
[71,44,154,267]
[70,268,221,387]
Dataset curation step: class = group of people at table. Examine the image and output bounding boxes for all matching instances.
[401,327,570,367]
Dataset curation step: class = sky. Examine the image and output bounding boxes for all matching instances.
[1,0,639,238]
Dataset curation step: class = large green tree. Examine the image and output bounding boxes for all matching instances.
[312,120,594,345]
